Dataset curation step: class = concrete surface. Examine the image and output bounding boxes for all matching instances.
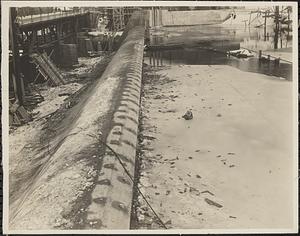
[9,12,145,231]
[84,14,145,229]
[136,64,295,231]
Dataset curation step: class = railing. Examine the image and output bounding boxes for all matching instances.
[240,46,292,64]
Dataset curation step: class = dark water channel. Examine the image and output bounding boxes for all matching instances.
[146,18,293,80]
[146,48,292,80]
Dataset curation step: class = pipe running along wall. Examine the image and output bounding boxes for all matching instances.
[83,11,146,229]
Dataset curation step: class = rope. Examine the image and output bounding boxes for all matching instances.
[97,138,168,229]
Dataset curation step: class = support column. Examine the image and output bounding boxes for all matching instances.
[74,17,79,44]
[9,7,24,105]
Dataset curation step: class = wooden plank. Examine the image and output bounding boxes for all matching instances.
[17,106,32,122]
[41,53,65,84]
[32,53,62,86]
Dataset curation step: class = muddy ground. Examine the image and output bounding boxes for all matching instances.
[133,63,294,230]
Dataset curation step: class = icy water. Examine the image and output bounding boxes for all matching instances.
[136,63,294,230]
[146,48,292,81]
[147,21,293,80]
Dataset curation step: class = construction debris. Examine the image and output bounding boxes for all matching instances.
[9,101,32,126]
[228,49,254,58]
[30,52,66,86]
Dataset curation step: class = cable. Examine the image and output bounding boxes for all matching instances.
[97,138,168,229]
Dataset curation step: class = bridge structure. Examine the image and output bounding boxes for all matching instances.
[9,7,135,107]
[16,10,89,54]
[14,7,136,54]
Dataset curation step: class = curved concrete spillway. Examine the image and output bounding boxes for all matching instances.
[9,12,145,230]
[84,15,145,230]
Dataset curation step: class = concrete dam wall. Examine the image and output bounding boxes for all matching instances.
[149,9,232,27]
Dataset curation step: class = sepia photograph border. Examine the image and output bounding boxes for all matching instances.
[1,1,298,234]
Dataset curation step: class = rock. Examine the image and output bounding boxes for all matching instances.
[182,110,193,120]
[154,95,164,99]
[217,113,222,117]
[189,187,198,192]
[144,211,151,217]
[201,190,214,196]
[196,174,201,179]
[138,214,145,221]
[204,198,223,208]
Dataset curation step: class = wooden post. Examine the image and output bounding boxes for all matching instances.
[108,34,112,51]
[56,22,62,42]
[258,50,262,59]
[74,17,79,44]
[274,6,280,49]
[275,57,280,67]
[9,7,25,105]
[264,11,267,41]
[42,28,46,44]
[159,7,162,26]
[152,7,155,27]
[160,51,163,66]
[153,8,155,27]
